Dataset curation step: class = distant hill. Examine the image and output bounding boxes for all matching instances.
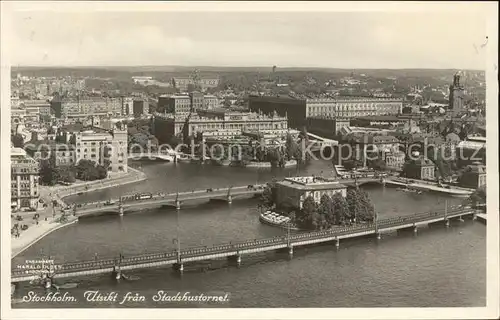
[11,66,483,81]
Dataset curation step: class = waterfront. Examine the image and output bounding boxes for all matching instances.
[12,160,486,308]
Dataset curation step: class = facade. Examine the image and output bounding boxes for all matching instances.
[51,97,124,119]
[402,156,435,181]
[342,134,402,168]
[153,110,288,144]
[248,95,403,129]
[275,176,347,209]
[248,95,307,129]
[19,100,51,117]
[24,141,77,166]
[133,99,150,117]
[122,97,134,116]
[306,97,403,118]
[11,148,40,210]
[162,93,219,114]
[62,126,128,173]
[458,163,486,189]
[449,74,465,113]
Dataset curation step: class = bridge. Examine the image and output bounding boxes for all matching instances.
[305,132,338,145]
[72,185,267,217]
[11,207,478,283]
[128,153,174,161]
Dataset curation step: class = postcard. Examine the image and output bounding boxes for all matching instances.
[1,1,498,319]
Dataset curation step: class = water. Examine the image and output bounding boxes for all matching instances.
[12,160,486,308]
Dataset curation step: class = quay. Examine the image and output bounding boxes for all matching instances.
[11,207,478,283]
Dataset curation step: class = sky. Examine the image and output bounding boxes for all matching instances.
[7,8,492,69]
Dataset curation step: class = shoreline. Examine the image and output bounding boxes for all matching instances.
[11,219,78,259]
[11,166,146,259]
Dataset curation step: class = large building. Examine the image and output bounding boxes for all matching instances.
[248,95,403,129]
[159,93,218,114]
[133,98,150,117]
[449,74,465,113]
[172,77,219,92]
[51,97,124,119]
[24,141,77,166]
[152,109,288,144]
[306,97,403,118]
[340,133,404,169]
[11,148,40,210]
[275,176,347,210]
[248,95,307,129]
[59,125,128,173]
[402,156,435,181]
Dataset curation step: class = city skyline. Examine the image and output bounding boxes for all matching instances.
[8,9,490,70]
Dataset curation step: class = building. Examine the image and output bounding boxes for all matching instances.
[19,100,52,118]
[161,93,219,114]
[248,95,307,129]
[122,97,134,116]
[275,176,347,209]
[449,74,465,113]
[248,95,403,129]
[306,97,403,118]
[132,76,153,85]
[458,163,486,189]
[51,97,124,119]
[24,141,77,166]
[172,77,219,92]
[341,133,402,168]
[11,148,40,210]
[133,98,149,117]
[61,125,128,173]
[402,156,435,181]
[152,109,288,144]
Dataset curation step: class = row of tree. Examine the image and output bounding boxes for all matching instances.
[296,189,375,230]
[40,156,109,186]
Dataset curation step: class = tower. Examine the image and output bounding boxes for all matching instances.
[449,73,465,114]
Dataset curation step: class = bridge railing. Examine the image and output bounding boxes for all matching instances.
[12,209,474,278]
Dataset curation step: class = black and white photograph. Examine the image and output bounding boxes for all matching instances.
[1,1,498,319]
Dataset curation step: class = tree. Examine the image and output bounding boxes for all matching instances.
[318,194,335,228]
[75,160,106,181]
[369,159,387,171]
[56,165,76,183]
[331,192,350,225]
[357,189,375,222]
[346,188,362,223]
[11,134,24,148]
[39,159,58,185]
[296,195,317,230]
[96,165,108,179]
[342,159,362,171]
[260,182,277,208]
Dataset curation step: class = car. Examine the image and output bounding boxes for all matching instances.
[247,185,254,189]
[206,188,213,192]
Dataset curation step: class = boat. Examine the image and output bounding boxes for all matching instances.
[259,210,300,230]
[396,187,421,194]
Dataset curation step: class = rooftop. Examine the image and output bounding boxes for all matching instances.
[277,176,347,191]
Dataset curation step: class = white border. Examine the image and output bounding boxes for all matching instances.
[1,1,498,319]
